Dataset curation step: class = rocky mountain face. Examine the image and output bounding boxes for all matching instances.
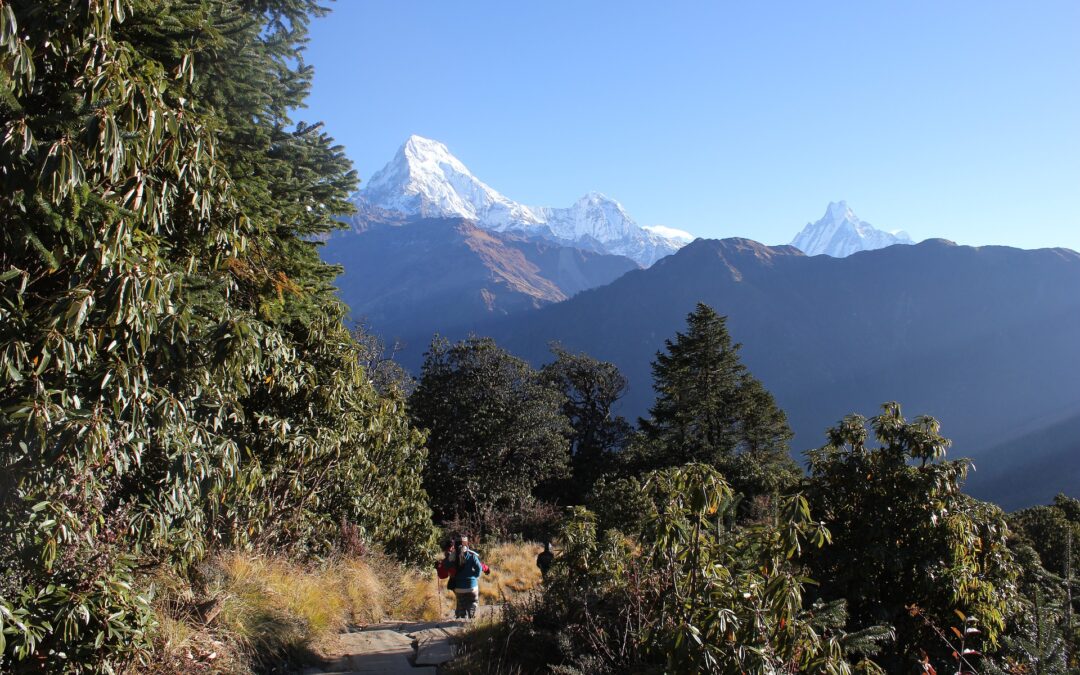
[319,216,637,347]
[791,201,913,257]
[357,135,692,266]
[476,237,1080,508]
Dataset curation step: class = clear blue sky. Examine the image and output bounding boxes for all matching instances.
[301,1,1079,251]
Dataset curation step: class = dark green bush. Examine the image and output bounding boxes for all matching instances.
[0,2,432,669]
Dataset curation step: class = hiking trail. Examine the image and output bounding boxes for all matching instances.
[299,605,498,675]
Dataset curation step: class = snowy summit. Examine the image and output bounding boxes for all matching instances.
[790,201,913,257]
[359,135,692,266]
[362,135,543,229]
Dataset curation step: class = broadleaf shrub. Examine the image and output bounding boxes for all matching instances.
[0,2,433,669]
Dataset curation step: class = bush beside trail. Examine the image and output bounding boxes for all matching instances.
[0,1,433,670]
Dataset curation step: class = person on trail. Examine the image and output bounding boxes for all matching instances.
[912,648,937,675]
[435,535,489,619]
[536,542,554,577]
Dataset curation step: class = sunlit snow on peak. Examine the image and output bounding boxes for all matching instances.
[791,201,914,257]
[643,225,695,243]
[359,137,694,266]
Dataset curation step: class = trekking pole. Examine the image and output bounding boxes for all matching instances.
[435,567,444,618]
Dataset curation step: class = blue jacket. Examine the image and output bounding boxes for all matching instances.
[449,550,483,591]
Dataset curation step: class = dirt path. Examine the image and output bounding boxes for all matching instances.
[300,607,498,675]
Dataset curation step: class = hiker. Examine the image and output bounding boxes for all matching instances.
[913,648,937,675]
[536,542,554,576]
[435,535,489,619]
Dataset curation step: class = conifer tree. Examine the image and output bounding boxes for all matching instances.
[638,302,799,496]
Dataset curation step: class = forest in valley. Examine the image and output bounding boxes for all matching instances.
[0,2,1077,673]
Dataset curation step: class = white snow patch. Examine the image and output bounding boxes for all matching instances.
[643,224,695,242]
[359,136,690,266]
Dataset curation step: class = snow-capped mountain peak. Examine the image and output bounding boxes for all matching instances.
[791,201,913,257]
[538,192,637,241]
[362,135,542,227]
[825,200,857,223]
[358,137,692,266]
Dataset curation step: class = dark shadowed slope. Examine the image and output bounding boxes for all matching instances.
[481,237,1080,507]
[974,411,1080,509]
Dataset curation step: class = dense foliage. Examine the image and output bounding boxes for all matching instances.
[410,336,571,523]
[0,1,432,670]
[540,345,633,503]
[804,404,1021,670]
[997,496,1080,674]
[461,402,1064,674]
[458,465,893,674]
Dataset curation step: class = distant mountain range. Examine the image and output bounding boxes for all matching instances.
[357,135,693,266]
[319,136,1079,508]
[791,201,913,257]
[475,238,1080,509]
[325,137,926,347]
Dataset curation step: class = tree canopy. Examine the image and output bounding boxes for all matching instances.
[410,336,571,523]
[540,344,633,502]
[0,1,432,668]
[804,403,1020,670]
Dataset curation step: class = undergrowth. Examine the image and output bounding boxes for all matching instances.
[138,542,544,673]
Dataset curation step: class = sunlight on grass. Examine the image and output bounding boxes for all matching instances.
[478,541,544,602]
[144,542,547,671]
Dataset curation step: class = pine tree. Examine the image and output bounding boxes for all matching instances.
[638,302,798,497]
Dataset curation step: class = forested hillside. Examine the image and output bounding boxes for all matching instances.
[481,237,1080,508]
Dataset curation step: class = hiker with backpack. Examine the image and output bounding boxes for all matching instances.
[435,535,490,619]
[536,542,555,576]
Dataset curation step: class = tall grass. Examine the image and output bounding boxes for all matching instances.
[478,541,545,603]
[141,542,545,673]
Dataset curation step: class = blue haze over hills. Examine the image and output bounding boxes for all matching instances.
[321,138,1080,509]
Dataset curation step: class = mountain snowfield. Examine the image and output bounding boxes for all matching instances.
[359,135,694,266]
[790,201,914,257]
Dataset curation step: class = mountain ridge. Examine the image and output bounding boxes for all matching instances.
[357,135,691,266]
[471,236,1080,508]
[319,216,638,343]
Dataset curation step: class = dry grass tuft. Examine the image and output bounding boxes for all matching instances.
[209,553,348,657]
[397,568,450,621]
[144,551,432,672]
[477,541,544,602]
[141,542,547,673]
